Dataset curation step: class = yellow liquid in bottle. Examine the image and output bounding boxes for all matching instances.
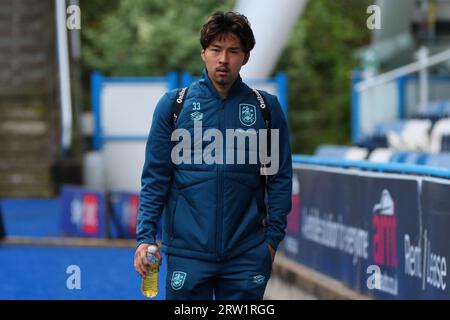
[141,264,158,298]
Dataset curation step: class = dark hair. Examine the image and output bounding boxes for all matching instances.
[200,11,255,54]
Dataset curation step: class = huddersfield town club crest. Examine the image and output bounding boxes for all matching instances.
[253,274,265,285]
[171,271,187,290]
[239,104,256,126]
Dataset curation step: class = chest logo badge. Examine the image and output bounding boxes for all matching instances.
[239,104,256,126]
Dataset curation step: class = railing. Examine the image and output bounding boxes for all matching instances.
[292,154,450,179]
[355,46,450,113]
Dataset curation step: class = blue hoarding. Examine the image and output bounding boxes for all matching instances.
[282,165,448,299]
[60,186,107,237]
[420,179,450,299]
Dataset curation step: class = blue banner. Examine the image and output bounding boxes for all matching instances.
[109,192,139,239]
[359,174,421,299]
[60,186,107,237]
[420,179,450,299]
[109,192,163,240]
[289,168,362,284]
[282,166,429,299]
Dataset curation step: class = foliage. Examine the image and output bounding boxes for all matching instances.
[275,0,371,153]
[80,0,235,76]
[80,0,371,153]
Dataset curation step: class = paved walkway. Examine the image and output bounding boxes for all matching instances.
[264,253,371,300]
[265,274,317,300]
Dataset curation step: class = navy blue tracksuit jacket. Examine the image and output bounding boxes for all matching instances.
[137,69,292,262]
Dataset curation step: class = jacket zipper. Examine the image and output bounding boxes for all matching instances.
[216,100,225,261]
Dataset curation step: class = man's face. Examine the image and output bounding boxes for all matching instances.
[201,33,249,89]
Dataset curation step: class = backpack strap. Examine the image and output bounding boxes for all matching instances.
[252,88,272,175]
[171,87,189,128]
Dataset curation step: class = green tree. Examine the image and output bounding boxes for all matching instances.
[81,0,235,76]
[81,0,371,154]
[275,0,371,153]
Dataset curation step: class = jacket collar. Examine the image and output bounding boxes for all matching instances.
[199,68,244,100]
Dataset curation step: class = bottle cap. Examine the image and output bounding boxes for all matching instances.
[147,245,158,254]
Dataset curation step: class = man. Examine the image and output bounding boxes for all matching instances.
[134,11,292,300]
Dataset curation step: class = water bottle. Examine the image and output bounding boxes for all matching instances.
[141,245,159,298]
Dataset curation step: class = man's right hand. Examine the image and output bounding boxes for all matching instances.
[134,243,162,278]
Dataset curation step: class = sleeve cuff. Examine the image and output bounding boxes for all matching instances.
[136,236,156,248]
